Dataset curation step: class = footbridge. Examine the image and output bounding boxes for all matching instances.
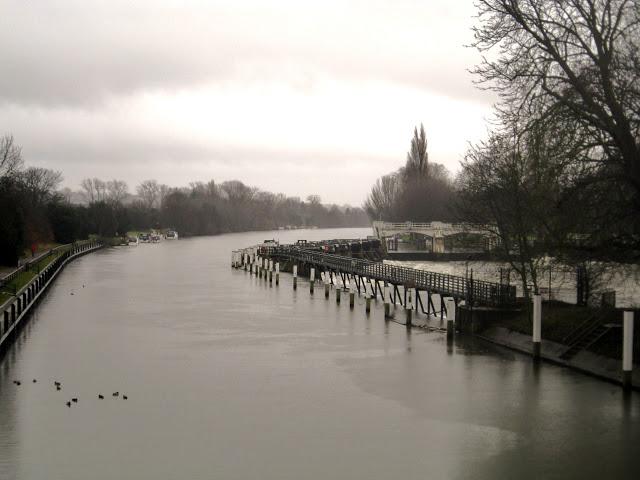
[372,221,498,253]
[235,241,515,309]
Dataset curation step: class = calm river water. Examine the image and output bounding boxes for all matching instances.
[0,228,638,479]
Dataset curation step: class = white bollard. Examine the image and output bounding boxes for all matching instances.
[445,297,456,339]
[293,264,298,290]
[533,294,542,360]
[405,288,413,326]
[623,311,634,390]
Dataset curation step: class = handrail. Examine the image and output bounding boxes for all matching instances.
[255,244,515,306]
[0,239,96,289]
[0,240,102,311]
[372,221,493,234]
[0,240,104,348]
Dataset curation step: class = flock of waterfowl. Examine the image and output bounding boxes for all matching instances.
[11,379,128,407]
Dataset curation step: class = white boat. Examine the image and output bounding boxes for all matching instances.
[165,230,179,240]
[127,236,139,246]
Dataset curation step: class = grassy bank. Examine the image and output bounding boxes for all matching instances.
[0,247,70,305]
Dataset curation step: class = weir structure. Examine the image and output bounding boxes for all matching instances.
[0,240,104,352]
[372,221,498,253]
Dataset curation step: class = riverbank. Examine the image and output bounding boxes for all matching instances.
[0,246,71,304]
[0,240,103,355]
[475,326,640,390]
[455,301,639,390]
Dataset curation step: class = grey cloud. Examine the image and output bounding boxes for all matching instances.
[0,0,487,108]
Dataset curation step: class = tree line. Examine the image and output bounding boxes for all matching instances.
[364,0,639,300]
[0,136,368,267]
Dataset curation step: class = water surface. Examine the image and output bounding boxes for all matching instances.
[1,228,638,479]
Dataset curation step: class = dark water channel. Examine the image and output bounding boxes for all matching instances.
[1,228,639,479]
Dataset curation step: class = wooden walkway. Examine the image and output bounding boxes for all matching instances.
[259,244,515,307]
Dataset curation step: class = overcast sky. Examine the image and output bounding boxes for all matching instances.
[0,0,494,206]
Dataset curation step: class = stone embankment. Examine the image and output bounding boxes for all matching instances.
[0,240,104,353]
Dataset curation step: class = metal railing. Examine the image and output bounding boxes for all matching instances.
[1,240,104,347]
[261,245,515,306]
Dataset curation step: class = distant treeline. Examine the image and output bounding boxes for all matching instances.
[0,135,368,266]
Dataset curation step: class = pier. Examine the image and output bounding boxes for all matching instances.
[234,239,516,317]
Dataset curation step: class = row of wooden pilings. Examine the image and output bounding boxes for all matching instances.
[233,249,637,391]
[231,249,458,340]
[0,240,103,351]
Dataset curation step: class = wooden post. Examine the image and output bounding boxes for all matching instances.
[623,311,634,390]
[384,284,390,318]
[365,295,371,314]
[275,262,280,286]
[349,282,355,309]
[293,265,298,290]
[336,287,341,304]
[405,289,413,327]
[324,272,330,299]
[533,294,542,360]
[445,297,456,340]
[310,268,315,294]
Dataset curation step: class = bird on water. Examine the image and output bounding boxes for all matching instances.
[113,392,119,397]
[72,398,78,403]
[66,401,71,407]
[98,394,104,399]
[123,395,128,400]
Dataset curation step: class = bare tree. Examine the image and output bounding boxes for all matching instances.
[458,115,584,295]
[221,180,256,204]
[0,134,24,179]
[403,124,429,183]
[20,167,63,204]
[472,0,640,249]
[59,187,73,204]
[80,177,107,203]
[136,179,160,209]
[158,183,171,207]
[364,173,401,220]
[106,179,128,205]
[306,194,321,205]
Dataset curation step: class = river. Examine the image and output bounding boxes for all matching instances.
[0,228,638,479]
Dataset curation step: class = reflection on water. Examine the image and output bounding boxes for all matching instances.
[0,228,638,480]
